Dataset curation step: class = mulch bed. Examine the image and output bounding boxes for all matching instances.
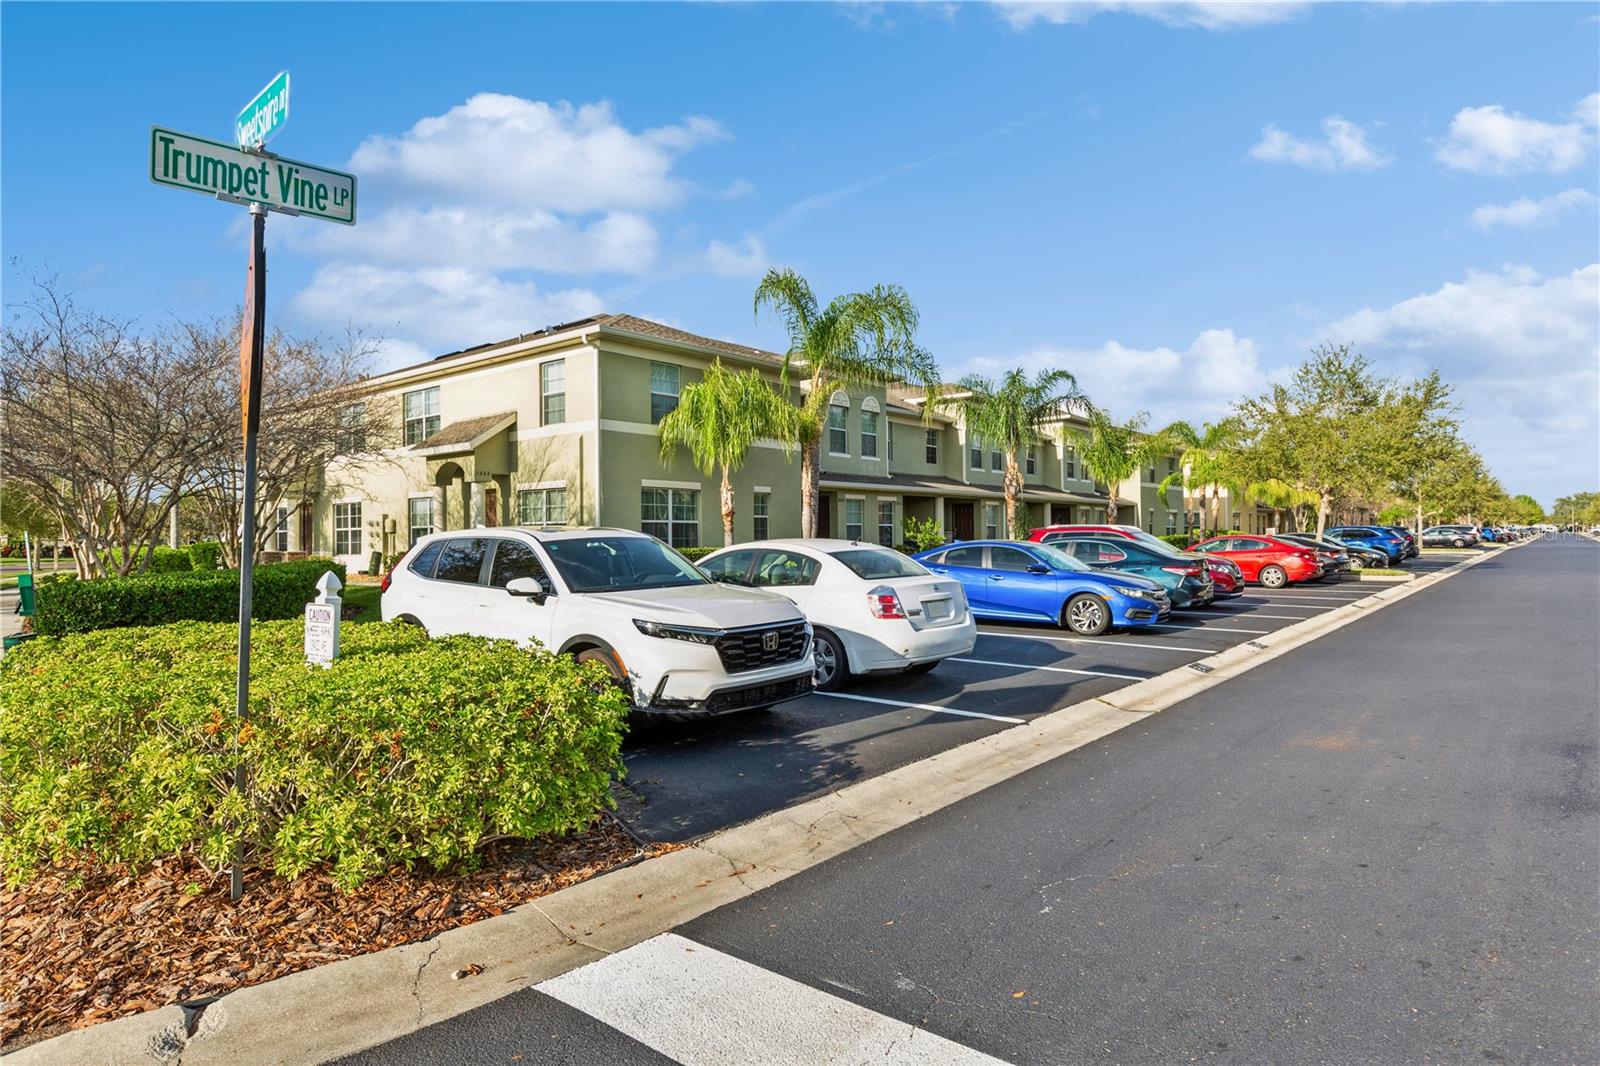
[0,820,679,1052]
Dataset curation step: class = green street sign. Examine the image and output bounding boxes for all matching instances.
[149,126,356,224]
[236,71,289,149]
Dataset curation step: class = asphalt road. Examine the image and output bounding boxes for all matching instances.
[341,536,1598,1064]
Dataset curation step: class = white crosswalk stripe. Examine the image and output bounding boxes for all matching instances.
[538,933,1011,1065]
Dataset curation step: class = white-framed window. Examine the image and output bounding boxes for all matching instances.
[402,387,440,445]
[642,487,698,548]
[1026,445,1037,476]
[541,360,566,425]
[1166,511,1177,536]
[1064,446,1076,479]
[274,506,289,552]
[1147,465,1157,482]
[969,435,983,470]
[983,502,999,539]
[877,499,895,547]
[517,487,567,527]
[992,444,1003,470]
[827,396,849,454]
[860,410,879,458]
[1167,457,1177,476]
[844,498,864,541]
[753,492,770,540]
[407,496,435,545]
[650,362,680,424]
[335,403,366,453]
[925,428,939,465]
[887,424,895,461]
[334,502,363,556]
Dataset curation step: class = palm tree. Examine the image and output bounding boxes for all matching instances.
[1159,417,1243,533]
[942,368,1086,537]
[754,268,937,537]
[1067,409,1174,525]
[658,360,797,546]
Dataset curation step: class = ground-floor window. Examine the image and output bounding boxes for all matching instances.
[1165,511,1177,536]
[334,502,362,556]
[845,498,864,541]
[983,502,1000,539]
[877,499,895,547]
[274,506,290,552]
[642,487,698,548]
[753,492,770,540]
[407,497,435,545]
[518,487,567,527]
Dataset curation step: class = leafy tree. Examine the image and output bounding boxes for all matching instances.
[942,368,1086,536]
[1067,409,1173,524]
[658,360,798,546]
[1510,494,1545,525]
[1552,492,1600,526]
[1235,344,1389,537]
[754,268,937,537]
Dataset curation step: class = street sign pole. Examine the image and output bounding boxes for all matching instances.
[232,201,267,903]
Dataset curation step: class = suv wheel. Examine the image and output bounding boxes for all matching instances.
[1452,537,1466,548]
[813,629,848,691]
[576,648,635,711]
[1259,565,1288,589]
[1062,594,1110,635]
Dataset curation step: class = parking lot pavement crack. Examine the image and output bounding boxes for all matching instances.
[892,969,1069,1024]
[692,841,763,891]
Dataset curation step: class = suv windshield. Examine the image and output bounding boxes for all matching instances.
[829,548,929,580]
[542,536,707,593]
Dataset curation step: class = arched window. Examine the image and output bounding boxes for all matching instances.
[860,396,881,459]
[828,390,850,454]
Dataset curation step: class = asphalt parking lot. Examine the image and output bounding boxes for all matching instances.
[615,551,1475,842]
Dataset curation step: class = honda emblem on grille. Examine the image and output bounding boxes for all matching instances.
[762,631,780,652]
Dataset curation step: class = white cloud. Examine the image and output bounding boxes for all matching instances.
[1322,264,1600,500]
[288,264,605,363]
[994,1,1306,30]
[703,234,770,278]
[296,207,658,274]
[1469,188,1597,231]
[349,94,726,212]
[1248,116,1392,172]
[951,327,1264,428]
[1435,96,1598,175]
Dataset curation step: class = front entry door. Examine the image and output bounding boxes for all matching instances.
[816,493,833,538]
[484,486,499,527]
[947,501,975,541]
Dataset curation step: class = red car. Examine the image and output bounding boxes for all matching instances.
[1185,535,1324,588]
[1029,524,1245,599]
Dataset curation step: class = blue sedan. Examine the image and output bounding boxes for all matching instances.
[1326,526,1407,564]
[911,540,1171,635]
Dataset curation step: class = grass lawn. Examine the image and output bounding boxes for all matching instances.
[341,583,382,624]
[1357,568,1410,577]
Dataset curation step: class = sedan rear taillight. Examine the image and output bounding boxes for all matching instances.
[867,585,907,620]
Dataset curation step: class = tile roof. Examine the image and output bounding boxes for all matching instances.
[597,315,787,366]
[412,411,516,452]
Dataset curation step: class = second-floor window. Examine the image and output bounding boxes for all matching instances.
[1064,447,1076,479]
[1147,465,1157,482]
[336,403,366,453]
[1167,457,1177,475]
[650,362,679,424]
[828,403,848,454]
[991,444,1003,470]
[403,387,440,445]
[1026,445,1037,476]
[925,428,939,464]
[861,410,879,458]
[969,435,983,470]
[541,360,566,425]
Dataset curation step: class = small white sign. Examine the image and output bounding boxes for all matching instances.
[304,572,343,666]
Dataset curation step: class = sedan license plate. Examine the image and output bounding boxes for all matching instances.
[924,597,953,622]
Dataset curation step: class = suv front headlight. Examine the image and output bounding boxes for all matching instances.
[633,619,724,644]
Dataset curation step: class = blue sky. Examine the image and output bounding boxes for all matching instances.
[3,1,1597,505]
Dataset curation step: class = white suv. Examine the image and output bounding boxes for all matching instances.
[382,527,814,719]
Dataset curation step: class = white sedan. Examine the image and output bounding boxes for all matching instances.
[698,539,977,691]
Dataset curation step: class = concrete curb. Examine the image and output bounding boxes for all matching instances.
[2,540,1520,1066]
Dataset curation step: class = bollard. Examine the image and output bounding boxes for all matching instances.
[304,571,342,667]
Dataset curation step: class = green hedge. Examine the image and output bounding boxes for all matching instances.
[33,559,346,636]
[0,620,629,889]
[187,540,222,571]
[1159,533,1195,549]
[678,546,719,561]
[103,545,196,574]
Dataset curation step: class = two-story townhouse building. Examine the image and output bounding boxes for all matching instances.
[290,314,1186,567]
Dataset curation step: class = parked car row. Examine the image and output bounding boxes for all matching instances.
[381,519,1436,723]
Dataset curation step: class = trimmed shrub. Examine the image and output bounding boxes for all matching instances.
[677,546,719,561]
[187,540,222,572]
[33,559,346,636]
[0,620,629,889]
[902,516,946,553]
[1158,533,1194,549]
[103,545,195,574]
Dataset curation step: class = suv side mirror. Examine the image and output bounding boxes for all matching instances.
[506,576,551,604]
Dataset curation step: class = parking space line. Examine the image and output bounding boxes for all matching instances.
[1147,622,1270,634]
[951,656,1150,681]
[1234,603,1331,611]
[814,690,1025,725]
[1229,613,1329,621]
[1242,594,1367,603]
[978,631,1214,654]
